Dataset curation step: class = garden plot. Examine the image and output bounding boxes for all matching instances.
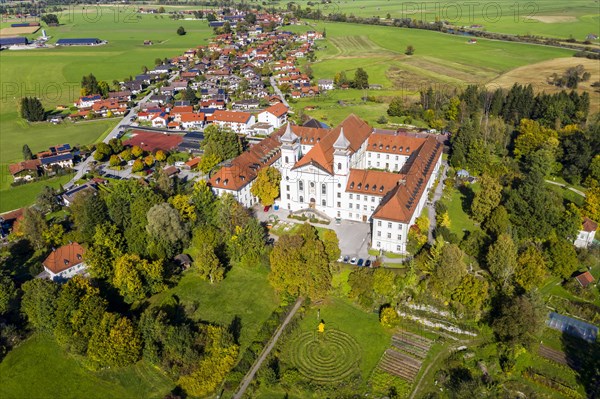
[376,331,434,382]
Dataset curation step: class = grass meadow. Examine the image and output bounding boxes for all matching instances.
[0,9,213,211]
[286,0,599,40]
[0,334,175,399]
[287,22,578,125]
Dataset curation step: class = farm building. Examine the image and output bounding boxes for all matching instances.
[0,37,28,47]
[56,38,103,46]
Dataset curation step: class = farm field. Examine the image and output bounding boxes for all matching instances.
[285,22,586,124]
[0,334,174,399]
[0,9,214,211]
[286,0,599,40]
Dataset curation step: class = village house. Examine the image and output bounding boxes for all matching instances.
[61,181,99,206]
[75,94,101,108]
[40,153,74,172]
[208,110,255,134]
[318,79,334,91]
[41,242,86,281]
[8,159,41,182]
[257,102,289,128]
[575,217,598,248]
[575,271,595,288]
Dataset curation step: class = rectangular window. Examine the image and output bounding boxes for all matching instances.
[386,154,389,159]
[349,213,353,218]
[387,233,391,239]
[377,221,381,227]
[377,231,381,237]
[321,184,326,195]
[371,197,375,202]
[395,156,399,160]
[349,194,353,199]
[356,203,359,209]
[388,222,392,228]
[397,234,402,240]
[396,245,401,251]
[337,202,341,207]
[368,161,371,167]
[349,203,353,209]
[377,241,381,247]
[363,205,367,211]
[377,153,380,159]
[286,185,290,191]
[337,211,341,217]
[357,195,360,200]
[398,224,402,230]
[377,162,380,167]
[286,194,290,199]
[337,192,341,198]
[368,153,371,158]
[371,206,374,211]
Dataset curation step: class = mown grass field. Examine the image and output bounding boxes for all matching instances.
[286,0,599,40]
[149,265,280,353]
[0,334,174,399]
[0,9,214,211]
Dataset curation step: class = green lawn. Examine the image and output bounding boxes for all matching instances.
[289,0,599,40]
[149,265,280,352]
[0,174,73,213]
[442,184,479,240]
[0,334,174,399]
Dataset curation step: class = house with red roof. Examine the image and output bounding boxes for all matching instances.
[575,217,598,248]
[575,271,595,288]
[257,102,288,128]
[8,159,41,182]
[41,242,86,280]
[208,110,255,134]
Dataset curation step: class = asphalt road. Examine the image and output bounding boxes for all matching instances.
[270,76,289,108]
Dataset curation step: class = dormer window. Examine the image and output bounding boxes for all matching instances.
[379,144,383,149]
[392,146,396,150]
[380,186,384,192]
[372,185,377,191]
[386,145,389,150]
[64,259,69,265]
[406,147,410,153]
[399,146,403,152]
[372,144,376,148]
[77,254,82,260]
[357,183,362,189]
[365,184,369,190]
[216,178,221,184]
[350,182,354,189]
[223,179,228,186]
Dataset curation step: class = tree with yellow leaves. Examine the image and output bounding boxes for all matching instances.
[250,166,281,206]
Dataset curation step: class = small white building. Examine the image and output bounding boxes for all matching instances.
[575,217,598,248]
[318,79,334,91]
[257,103,288,128]
[42,242,86,281]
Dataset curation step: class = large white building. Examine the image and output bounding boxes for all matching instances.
[209,115,443,254]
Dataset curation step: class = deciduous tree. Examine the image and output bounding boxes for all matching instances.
[486,234,518,292]
[250,166,281,206]
[21,279,60,332]
[514,245,546,291]
[88,313,141,367]
[471,175,502,222]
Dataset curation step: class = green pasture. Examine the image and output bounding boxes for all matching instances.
[0,334,174,399]
[288,0,599,40]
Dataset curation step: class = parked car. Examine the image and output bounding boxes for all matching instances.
[350,257,357,264]
[365,260,371,267]
[266,238,275,245]
[263,205,270,212]
[337,255,344,263]
[357,258,364,267]
[343,255,350,263]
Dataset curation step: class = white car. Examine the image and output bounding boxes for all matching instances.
[350,257,357,265]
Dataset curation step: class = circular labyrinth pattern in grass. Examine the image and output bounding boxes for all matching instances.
[288,329,361,383]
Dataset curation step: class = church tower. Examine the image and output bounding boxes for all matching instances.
[280,123,299,170]
[333,127,350,176]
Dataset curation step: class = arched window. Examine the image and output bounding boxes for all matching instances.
[321,183,326,195]
[337,162,342,170]
[299,181,304,191]
[310,182,315,188]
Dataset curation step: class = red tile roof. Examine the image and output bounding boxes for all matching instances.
[575,271,595,287]
[261,102,288,117]
[293,114,372,174]
[367,132,426,157]
[171,106,194,114]
[346,169,405,196]
[8,159,41,175]
[209,127,284,191]
[582,217,598,232]
[210,110,252,124]
[372,136,443,223]
[43,242,85,274]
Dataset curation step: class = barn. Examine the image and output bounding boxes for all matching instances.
[56,38,103,46]
[0,37,28,47]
